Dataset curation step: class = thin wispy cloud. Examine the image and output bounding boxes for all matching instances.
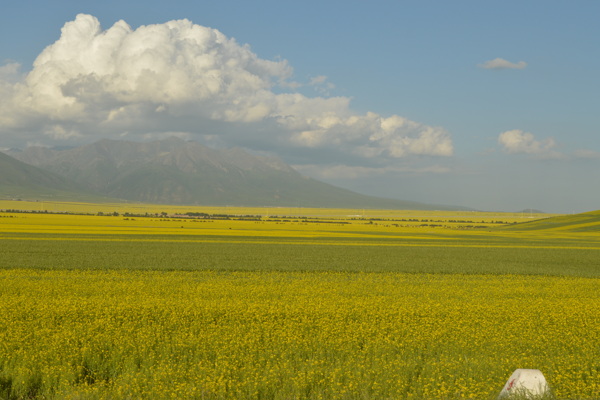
[573,149,600,159]
[294,163,452,180]
[478,58,527,70]
[309,75,335,95]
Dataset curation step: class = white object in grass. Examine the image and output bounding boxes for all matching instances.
[499,369,549,398]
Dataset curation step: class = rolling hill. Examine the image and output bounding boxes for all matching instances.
[5,137,467,209]
[500,210,600,232]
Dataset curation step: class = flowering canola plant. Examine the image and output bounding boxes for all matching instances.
[1,269,599,399]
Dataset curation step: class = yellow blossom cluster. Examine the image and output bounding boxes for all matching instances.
[1,269,599,399]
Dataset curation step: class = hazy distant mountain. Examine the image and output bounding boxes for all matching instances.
[6,137,466,209]
[0,151,101,201]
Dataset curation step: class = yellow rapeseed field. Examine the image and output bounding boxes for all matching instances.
[0,199,554,223]
[1,204,599,399]
[1,269,599,399]
[0,206,579,246]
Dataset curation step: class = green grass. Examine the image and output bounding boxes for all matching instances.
[500,210,600,232]
[1,238,599,277]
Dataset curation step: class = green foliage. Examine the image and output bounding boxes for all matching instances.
[1,237,599,277]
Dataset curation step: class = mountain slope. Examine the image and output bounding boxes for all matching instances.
[7,138,465,209]
[0,151,68,187]
[0,151,103,200]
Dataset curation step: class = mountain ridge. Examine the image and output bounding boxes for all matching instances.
[5,138,469,210]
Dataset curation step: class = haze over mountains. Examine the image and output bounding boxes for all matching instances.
[0,151,102,201]
[3,138,467,210]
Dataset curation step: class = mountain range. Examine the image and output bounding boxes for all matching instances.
[3,137,466,210]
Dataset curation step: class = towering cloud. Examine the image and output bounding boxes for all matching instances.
[0,14,453,168]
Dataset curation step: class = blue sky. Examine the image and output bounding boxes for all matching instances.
[1,0,598,213]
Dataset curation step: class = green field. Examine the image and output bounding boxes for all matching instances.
[1,204,600,399]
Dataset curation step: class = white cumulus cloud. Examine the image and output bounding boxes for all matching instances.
[0,62,22,82]
[478,58,527,70]
[498,129,561,158]
[0,14,453,168]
